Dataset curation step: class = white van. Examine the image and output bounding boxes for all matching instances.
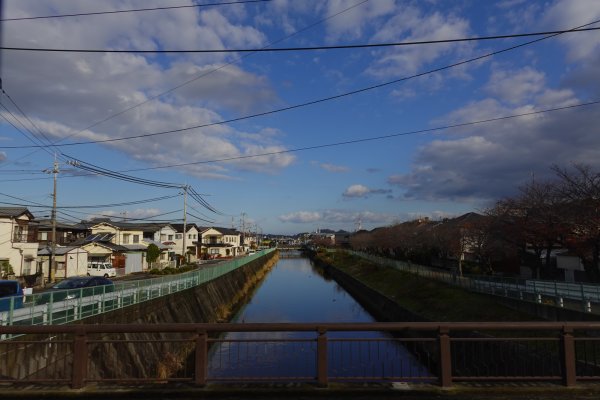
[87,262,117,278]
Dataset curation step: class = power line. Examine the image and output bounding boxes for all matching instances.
[3,18,599,152]
[4,27,598,54]
[85,100,600,171]
[0,0,273,22]
[14,1,369,154]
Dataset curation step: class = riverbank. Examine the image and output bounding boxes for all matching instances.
[310,249,537,322]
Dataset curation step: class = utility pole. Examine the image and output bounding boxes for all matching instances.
[182,185,188,266]
[46,155,59,284]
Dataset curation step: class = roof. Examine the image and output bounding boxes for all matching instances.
[121,244,148,251]
[143,239,170,250]
[0,207,34,219]
[38,246,87,256]
[170,223,198,233]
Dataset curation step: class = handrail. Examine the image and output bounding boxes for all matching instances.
[346,250,600,314]
[1,321,598,388]
[0,249,275,326]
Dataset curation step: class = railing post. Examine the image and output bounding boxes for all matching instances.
[72,327,88,389]
[561,326,576,387]
[194,330,207,386]
[317,328,328,387]
[438,327,452,388]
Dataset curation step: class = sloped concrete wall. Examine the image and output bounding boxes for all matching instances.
[3,252,278,382]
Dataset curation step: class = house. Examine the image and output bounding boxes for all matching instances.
[170,223,200,263]
[196,227,243,259]
[38,246,88,279]
[34,219,89,246]
[0,207,39,278]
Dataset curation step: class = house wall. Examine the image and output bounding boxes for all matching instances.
[0,214,38,278]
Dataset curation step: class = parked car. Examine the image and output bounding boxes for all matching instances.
[35,276,114,304]
[87,262,117,277]
[0,280,24,312]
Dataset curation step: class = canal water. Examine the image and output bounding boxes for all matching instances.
[207,256,431,381]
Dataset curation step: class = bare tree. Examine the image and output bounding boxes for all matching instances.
[553,164,600,281]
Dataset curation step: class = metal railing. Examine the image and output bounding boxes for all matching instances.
[0,249,274,327]
[0,321,598,388]
[348,251,600,314]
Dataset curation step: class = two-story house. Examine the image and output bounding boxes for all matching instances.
[170,223,200,263]
[0,207,39,278]
[196,227,242,259]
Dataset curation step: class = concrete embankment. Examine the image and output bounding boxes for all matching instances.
[5,251,279,383]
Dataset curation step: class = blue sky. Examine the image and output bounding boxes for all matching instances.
[1,0,600,235]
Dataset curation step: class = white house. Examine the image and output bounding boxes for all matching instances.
[170,224,200,263]
[197,227,243,259]
[38,246,88,279]
[0,208,39,278]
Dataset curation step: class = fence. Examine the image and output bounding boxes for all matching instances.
[0,322,598,388]
[0,249,274,327]
[348,251,600,314]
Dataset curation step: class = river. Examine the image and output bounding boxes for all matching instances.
[206,256,431,381]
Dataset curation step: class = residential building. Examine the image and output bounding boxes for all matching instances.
[0,208,39,278]
[197,227,243,259]
[170,223,200,263]
[38,246,88,279]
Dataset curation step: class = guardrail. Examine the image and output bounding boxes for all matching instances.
[0,321,598,388]
[348,251,600,314]
[0,249,275,327]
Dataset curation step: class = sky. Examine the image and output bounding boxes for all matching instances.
[0,0,600,235]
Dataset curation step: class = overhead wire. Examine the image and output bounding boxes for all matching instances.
[5,18,600,151]
[3,27,598,54]
[65,99,600,171]
[0,0,273,21]
[12,1,370,153]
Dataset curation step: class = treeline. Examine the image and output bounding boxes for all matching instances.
[350,165,600,282]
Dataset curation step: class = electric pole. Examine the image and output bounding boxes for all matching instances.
[45,155,59,284]
[182,185,188,266]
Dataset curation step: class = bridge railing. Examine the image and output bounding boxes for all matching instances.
[347,250,600,314]
[0,321,598,388]
[0,249,275,327]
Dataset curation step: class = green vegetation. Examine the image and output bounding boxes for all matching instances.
[148,264,197,275]
[317,251,537,322]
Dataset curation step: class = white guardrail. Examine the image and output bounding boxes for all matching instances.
[348,250,600,313]
[0,249,274,328]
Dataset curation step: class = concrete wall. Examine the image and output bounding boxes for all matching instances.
[2,251,278,382]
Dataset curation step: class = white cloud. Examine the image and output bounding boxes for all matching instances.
[279,209,394,225]
[318,162,349,173]
[343,184,370,198]
[484,67,546,104]
[1,0,291,179]
[388,64,599,202]
[342,184,392,198]
[367,7,473,78]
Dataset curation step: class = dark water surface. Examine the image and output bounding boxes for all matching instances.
[207,257,431,381]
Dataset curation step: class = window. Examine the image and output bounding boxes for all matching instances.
[133,235,139,243]
[188,234,192,239]
[160,234,166,241]
[168,235,174,241]
[38,232,48,240]
[123,234,130,244]
[176,234,182,239]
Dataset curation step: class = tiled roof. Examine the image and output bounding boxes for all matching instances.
[0,207,32,218]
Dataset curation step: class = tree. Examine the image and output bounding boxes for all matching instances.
[552,164,600,281]
[146,243,161,268]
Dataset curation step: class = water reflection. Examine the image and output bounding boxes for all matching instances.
[207,257,431,381]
